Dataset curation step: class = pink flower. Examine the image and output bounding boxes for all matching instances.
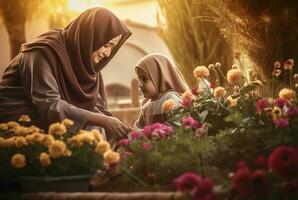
[273,118,289,128]
[181,98,193,107]
[174,172,202,192]
[143,123,173,139]
[268,146,298,177]
[274,98,288,108]
[117,139,130,148]
[142,142,151,151]
[129,130,141,140]
[182,117,202,129]
[191,86,200,95]
[256,99,269,113]
[192,178,215,200]
[232,166,252,196]
[285,106,298,118]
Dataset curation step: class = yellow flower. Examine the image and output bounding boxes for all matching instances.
[14,126,31,136]
[1,137,16,148]
[62,119,74,128]
[78,133,95,145]
[181,90,194,101]
[49,140,67,158]
[227,96,238,107]
[25,134,35,144]
[11,153,26,168]
[39,153,51,167]
[18,115,31,122]
[7,121,19,129]
[103,150,120,165]
[95,140,110,155]
[28,125,41,133]
[41,135,54,147]
[279,88,295,101]
[32,132,45,143]
[68,135,82,147]
[48,123,67,136]
[91,129,104,141]
[0,123,8,131]
[162,99,177,112]
[193,66,210,80]
[227,68,243,85]
[15,136,28,148]
[213,87,226,98]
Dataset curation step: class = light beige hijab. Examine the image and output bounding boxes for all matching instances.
[135,53,189,101]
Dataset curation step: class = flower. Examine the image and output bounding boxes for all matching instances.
[227,96,238,107]
[274,61,281,68]
[0,123,8,131]
[271,106,282,120]
[7,121,19,129]
[41,135,54,147]
[273,118,289,128]
[39,153,51,167]
[61,118,74,128]
[14,136,28,148]
[129,130,141,140]
[274,98,288,108]
[18,115,31,122]
[117,139,130,148]
[103,150,120,165]
[250,170,270,195]
[256,98,269,113]
[181,98,193,107]
[143,123,173,139]
[232,166,252,196]
[285,106,298,118]
[193,178,215,200]
[11,153,26,168]
[254,155,267,169]
[91,129,104,141]
[215,62,221,68]
[279,88,295,101]
[208,64,215,70]
[283,58,294,70]
[142,142,151,150]
[193,66,210,80]
[268,146,298,177]
[48,140,67,158]
[14,126,31,136]
[95,140,110,155]
[162,99,177,112]
[213,87,226,98]
[227,68,243,85]
[181,90,194,101]
[182,117,201,129]
[48,123,67,136]
[174,172,202,192]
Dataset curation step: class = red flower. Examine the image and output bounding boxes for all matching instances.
[192,178,215,200]
[254,155,267,169]
[232,166,252,196]
[174,172,202,192]
[210,82,217,89]
[268,146,298,177]
[250,170,269,195]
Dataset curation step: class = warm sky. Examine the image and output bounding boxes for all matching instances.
[68,0,159,26]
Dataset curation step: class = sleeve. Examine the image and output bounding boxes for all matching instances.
[20,51,94,131]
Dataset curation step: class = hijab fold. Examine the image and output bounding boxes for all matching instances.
[20,7,131,111]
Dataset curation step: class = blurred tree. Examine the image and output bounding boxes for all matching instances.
[0,0,68,59]
[206,0,298,79]
[157,0,233,86]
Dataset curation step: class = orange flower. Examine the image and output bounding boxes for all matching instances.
[162,99,177,112]
[11,153,26,168]
[193,66,210,80]
[15,136,28,148]
[49,140,67,158]
[39,153,51,167]
[62,119,74,128]
[213,87,226,98]
[279,88,295,101]
[48,123,67,136]
[227,68,243,85]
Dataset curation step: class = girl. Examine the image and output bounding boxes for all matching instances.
[134,53,189,129]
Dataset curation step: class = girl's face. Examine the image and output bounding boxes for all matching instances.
[136,68,159,100]
[91,34,122,65]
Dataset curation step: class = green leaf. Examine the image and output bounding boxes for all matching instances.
[240,85,256,95]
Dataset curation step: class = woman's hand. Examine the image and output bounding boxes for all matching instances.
[102,116,131,139]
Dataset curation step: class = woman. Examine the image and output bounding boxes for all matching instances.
[0,7,131,139]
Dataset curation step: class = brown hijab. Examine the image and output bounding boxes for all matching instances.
[19,7,132,112]
[135,53,189,101]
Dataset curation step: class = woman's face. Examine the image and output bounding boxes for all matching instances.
[92,34,122,64]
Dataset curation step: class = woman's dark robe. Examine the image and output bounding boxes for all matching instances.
[0,7,131,131]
